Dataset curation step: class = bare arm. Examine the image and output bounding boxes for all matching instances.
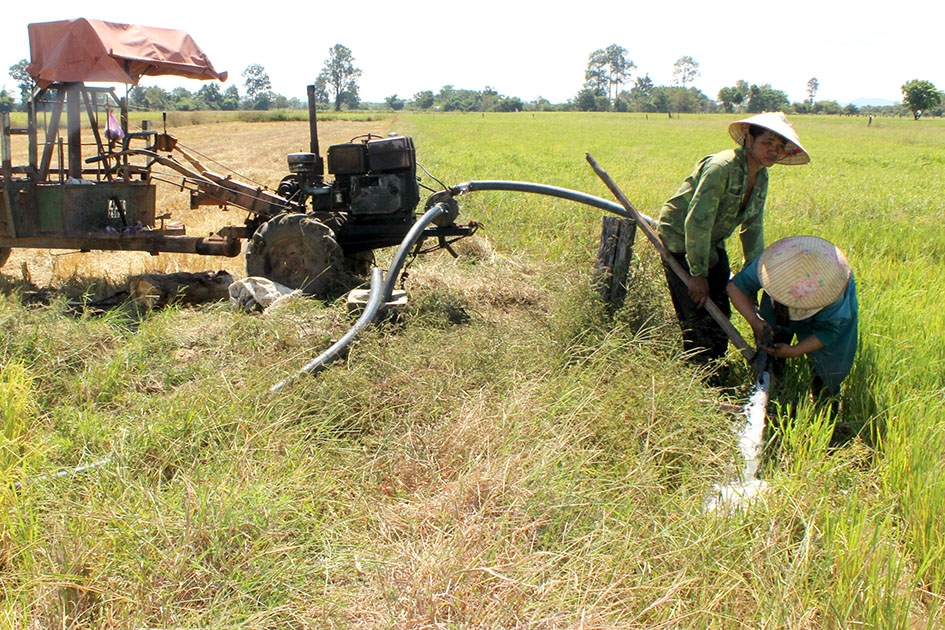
[768,334,824,359]
[728,280,825,358]
[727,281,770,342]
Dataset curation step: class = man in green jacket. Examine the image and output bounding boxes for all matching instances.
[657,112,809,371]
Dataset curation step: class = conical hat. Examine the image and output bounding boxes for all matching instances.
[729,111,810,165]
[758,236,850,318]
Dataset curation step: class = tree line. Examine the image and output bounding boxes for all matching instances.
[573,45,942,119]
[2,43,941,119]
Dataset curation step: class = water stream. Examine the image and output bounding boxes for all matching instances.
[705,370,770,512]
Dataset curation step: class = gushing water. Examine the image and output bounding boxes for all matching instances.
[706,370,770,512]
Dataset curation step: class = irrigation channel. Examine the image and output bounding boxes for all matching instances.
[273,169,772,509]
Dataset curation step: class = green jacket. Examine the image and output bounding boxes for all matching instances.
[657,146,767,278]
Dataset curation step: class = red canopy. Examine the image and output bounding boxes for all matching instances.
[26,18,228,87]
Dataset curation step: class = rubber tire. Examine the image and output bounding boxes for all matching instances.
[0,248,9,270]
[245,213,344,295]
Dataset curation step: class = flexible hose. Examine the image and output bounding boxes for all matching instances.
[270,203,448,391]
[270,183,650,391]
[449,180,658,226]
[382,203,447,301]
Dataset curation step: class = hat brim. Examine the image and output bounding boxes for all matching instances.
[787,305,825,321]
[758,236,851,309]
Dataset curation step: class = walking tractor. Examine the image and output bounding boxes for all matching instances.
[4,18,773,449]
[0,18,478,294]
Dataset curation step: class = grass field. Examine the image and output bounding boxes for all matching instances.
[1,111,943,627]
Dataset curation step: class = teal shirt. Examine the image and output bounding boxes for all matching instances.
[657,147,768,278]
[731,257,859,394]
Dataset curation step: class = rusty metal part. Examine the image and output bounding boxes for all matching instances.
[97,147,297,217]
[0,233,241,257]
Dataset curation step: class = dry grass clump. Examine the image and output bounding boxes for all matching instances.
[448,233,494,263]
[399,238,548,324]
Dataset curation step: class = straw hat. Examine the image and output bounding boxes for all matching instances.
[758,236,851,320]
[729,111,810,165]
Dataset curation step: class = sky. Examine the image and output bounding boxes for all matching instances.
[1,1,941,107]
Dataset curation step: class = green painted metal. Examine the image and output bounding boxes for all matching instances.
[9,181,155,236]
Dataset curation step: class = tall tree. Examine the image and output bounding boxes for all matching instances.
[746,83,789,113]
[672,56,700,88]
[385,94,405,111]
[603,44,635,105]
[8,59,34,108]
[584,49,609,95]
[573,87,602,112]
[412,90,434,110]
[222,85,240,110]
[901,79,941,120]
[341,85,360,110]
[584,45,635,109]
[317,44,362,112]
[129,85,146,109]
[169,87,195,111]
[530,96,552,112]
[311,76,330,107]
[736,80,750,99]
[629,74,655,112]
[478,86,499,112]
[196,83,223,110]
[806,77,819,106]
[242,64,272,100]
[717,86,744,113]
[134,86,169,111]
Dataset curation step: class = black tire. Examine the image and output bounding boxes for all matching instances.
[245,213,344,295]
[0,248,9,270]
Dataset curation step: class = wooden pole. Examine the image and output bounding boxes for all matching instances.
[596,216,635,307]
[66,83,82,180]
[586,152,755,362]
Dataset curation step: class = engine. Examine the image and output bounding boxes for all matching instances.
[279,135,419,218]
[276,134,421,254]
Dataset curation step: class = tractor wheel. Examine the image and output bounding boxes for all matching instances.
[0,248,9,270]
[245,213,344,295]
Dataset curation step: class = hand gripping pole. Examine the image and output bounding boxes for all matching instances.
[586,153,755,362]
